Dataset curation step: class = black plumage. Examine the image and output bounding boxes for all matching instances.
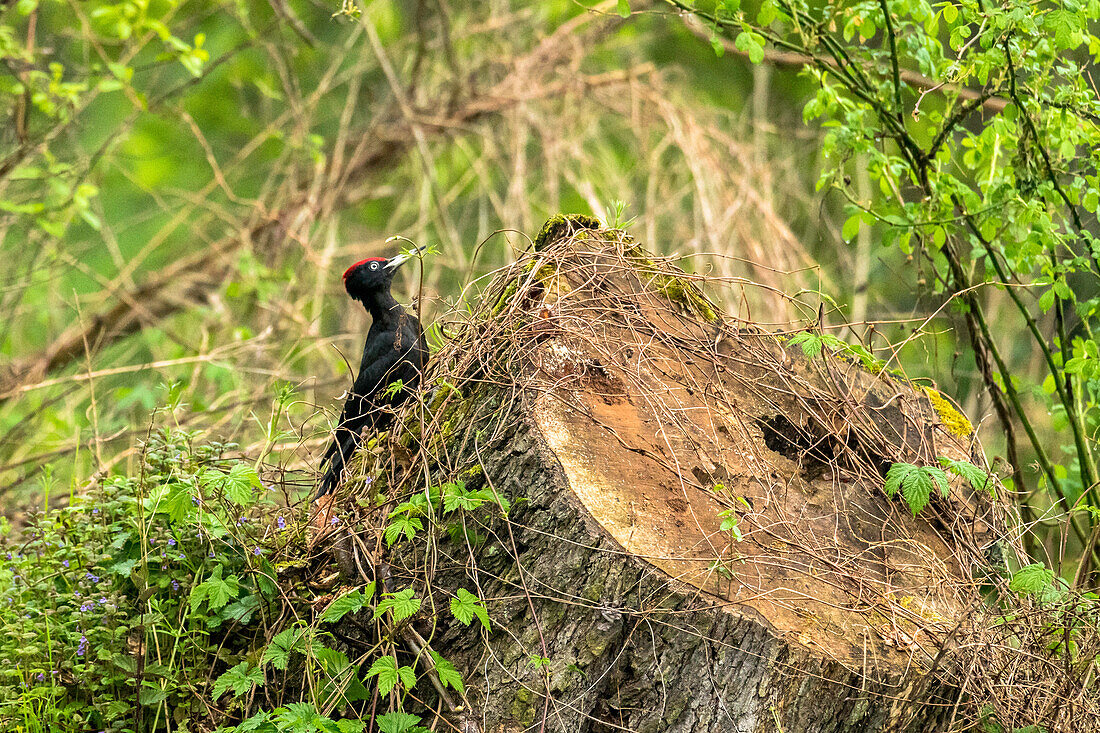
[316,247,427,498]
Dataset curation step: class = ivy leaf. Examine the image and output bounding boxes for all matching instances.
[212,661,264,701]
[1009,563,1055,596]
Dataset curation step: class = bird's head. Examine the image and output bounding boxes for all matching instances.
[342,247,424,302]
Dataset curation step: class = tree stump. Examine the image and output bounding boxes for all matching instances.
[343,216,1009,733]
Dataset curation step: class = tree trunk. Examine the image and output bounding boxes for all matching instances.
[346,216,1008,733]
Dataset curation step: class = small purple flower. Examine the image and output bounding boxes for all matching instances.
[252,547,262,556]
[80,601,94,612]
[73,591,81,598]
[91,509,99,515]
[330,516,340,526]
[76,635,87,656]
[36,672,44,682]
[277,516,286,530]
[209,551,215,558]
[171,580,180,591]
[62,560,69,568]
[5,553,11,561]
[161,564,167,570]
[192,496,200,506]
[84,572,99,584]
[97,597,106,605]
[167,538,176,547]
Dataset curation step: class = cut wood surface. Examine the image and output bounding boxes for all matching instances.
[335,217,1012,732]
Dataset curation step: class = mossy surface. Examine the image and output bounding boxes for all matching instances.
[923,386,974,437]
[532,213,601,250]
[623,243,720,323]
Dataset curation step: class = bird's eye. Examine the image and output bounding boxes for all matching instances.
[369,262,379,270]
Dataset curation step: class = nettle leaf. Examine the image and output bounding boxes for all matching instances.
[385,515,423,546]
[788,332,824,359]
[235,710,273,732]
[374,588,421,623]
[224,463,261,505]
[430,650,465,695]
[939,457,994,496]
[883,463,942,515]
[321,584,375,623]
[450,587,491,631]
[162,482,195,524]
[376,711,428,733]
[278,702,324,728]
[212,661,264,701]
[365,655,415,696]
[190,566,240,613]
[1010,564,1056,596]
[262,625,308,670]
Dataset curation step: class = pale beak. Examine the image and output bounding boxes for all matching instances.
[384,245,428,271]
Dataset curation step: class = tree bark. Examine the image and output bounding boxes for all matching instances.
[348,217,1006,732]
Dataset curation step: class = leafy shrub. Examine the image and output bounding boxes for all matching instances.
[0,429,285,732]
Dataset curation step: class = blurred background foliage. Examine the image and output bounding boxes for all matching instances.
[0,0,1070,549]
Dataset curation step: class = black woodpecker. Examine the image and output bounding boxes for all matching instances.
[316,246,428,498]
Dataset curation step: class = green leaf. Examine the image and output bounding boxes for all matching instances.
[109,558,138,577]
[942,3,958,24]
[235,711,273,732]
[262,625,307,670]
[191,566,239,612]
[842,214,861,241]
[788,332,823,359]
[385,515,423,546]
[450,587,491,631]
[757,0,777,26]
[225,463,261,505]
[374,587,421,623]
[212,662,264,701]
[321,584,375,623]
[901,468,933,516]
[885,463,943,514]
[376,712,425,733]
[939,458,994,496]
[617,0,631,18]
[365,655,407,696]
[1009,563,1055,596]
[734,31,765,64]
[430,650,466,694]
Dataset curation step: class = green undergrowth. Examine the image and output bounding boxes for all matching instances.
[0,419,499,733]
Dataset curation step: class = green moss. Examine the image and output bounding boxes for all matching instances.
[511,686,537,726]
[623,244,720,323]
[923,386,974,437]
[490,279,520,318]
[533,213,601,250]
